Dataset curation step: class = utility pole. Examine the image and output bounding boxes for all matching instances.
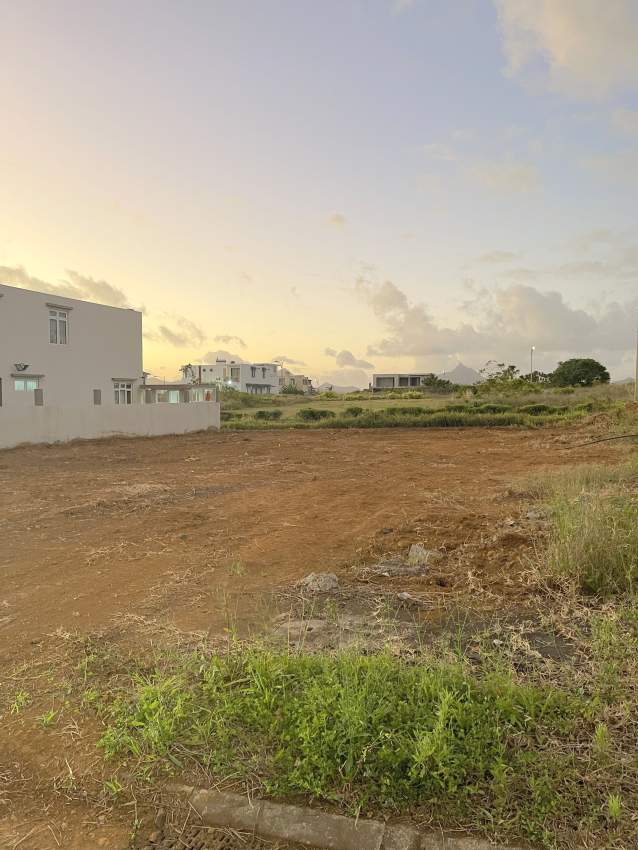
[530,345,535,381]
[634,323,638,402]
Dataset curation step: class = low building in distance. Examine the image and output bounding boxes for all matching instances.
[183,360,281,395]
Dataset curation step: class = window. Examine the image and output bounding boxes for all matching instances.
[261,367,267,378]
[251,366,256,377]
[14,378,39,391]
[49,309,68,344]
[114,382,133,404]
[230,367,240,381]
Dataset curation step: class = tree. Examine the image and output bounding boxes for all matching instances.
[551,358,610,387]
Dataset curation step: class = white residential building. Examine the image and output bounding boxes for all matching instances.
[0,284,220,448]
[185,360,281,394]
[279,368,313,393]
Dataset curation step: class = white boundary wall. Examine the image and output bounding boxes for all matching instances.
[0,401,220,450]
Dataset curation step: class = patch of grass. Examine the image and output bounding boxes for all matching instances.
[546,494,638,595]
[97,648,592,845]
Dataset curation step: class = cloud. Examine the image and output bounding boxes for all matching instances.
[272,355,307,366]
[469,160,541,193]
[476,250,523,264]
[356,276,637,370]
[198,350,247,364]
[324,347,374,370]
[317,368,370,390]
[494,0,638,99]
[0,264,131,308]
[612,108,638,136]
[215,333,247,348]
[581,150,638,186]
[423,143,456,161]
[392,0,416,12]
[145,316,206,348]
[328,213,347,227]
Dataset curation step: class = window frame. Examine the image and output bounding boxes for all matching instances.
[48,309,69,345]
[113,381,133,404]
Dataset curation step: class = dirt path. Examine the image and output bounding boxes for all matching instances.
[0,426,612,660]
[0,426,619,849]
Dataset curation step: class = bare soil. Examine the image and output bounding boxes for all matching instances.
[0,426,619,849]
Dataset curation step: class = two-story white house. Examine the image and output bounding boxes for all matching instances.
[0,283,220,448]
[186,360,281,394]
[0,283,143,410]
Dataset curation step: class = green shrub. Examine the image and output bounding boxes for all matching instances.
[344,406,364,417]
[220,410,244,421]
[519,403,553,415]
[402,391,423,399]
[297,408,336,421]
[382,406,431,416]
[475,403,512,414]
[320,391,338,399]
[254,409,283,421]
[445,403,472,412]
[574,402,594,413]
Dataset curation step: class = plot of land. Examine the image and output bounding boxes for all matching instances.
[0,425,620,848]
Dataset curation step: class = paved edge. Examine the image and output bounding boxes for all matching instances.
[166,785,522,850]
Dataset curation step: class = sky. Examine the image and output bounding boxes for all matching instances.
[1,0,637,385]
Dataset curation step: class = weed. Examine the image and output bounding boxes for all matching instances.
[228,560,245,577]
[103,777,124,798]
[546,493,638,595]
[9,690,30,715]
[606,792,622,822]
[39,708,57,728]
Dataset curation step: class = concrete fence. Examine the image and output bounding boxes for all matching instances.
[0,400,220,449]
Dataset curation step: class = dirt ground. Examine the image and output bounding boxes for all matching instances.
[0,426,619,849]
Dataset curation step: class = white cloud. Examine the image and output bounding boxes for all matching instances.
[324,347,374,370]
[494,0,638,99]
[581,149,638,185]
[272,354,307,366]
[0,265,131,308]
[356,275,637,374]
[423,142,457,161]
[476,250,523,264]
[469,160,541,193]
[612,108,638,136]
[198,349,246,364]
[145,316,206,348]
[215,334,247,349]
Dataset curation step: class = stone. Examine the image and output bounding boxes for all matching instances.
[368,560,427,578]
[407,543,443,566]
[298,572,339,593]
[525,510,544,521]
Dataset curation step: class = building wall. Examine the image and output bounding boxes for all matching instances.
[0,400,220,450]
[0,283,143,410]
[195,362,280,393]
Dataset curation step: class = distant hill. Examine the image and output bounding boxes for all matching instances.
[438,363,482,385]
[316,383,360,394]
[614,377,635,385]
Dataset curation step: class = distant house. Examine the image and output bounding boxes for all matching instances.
[0,283,220,449]
[372,373,431,391]
[186,360,281,394]
[279,368,313,393]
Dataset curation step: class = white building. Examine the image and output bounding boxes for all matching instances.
[279,368,313,394]
[372,373,436,391]
[0,284,220,448]
[185,360,281,394]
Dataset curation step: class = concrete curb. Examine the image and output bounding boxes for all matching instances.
[169,786,521,850]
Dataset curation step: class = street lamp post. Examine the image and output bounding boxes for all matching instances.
[530,345,535,382]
